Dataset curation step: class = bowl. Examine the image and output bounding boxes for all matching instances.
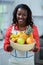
[10,40,35,51]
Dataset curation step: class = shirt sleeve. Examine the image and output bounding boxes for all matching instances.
[32,25,40,52]
[4,25,12,52]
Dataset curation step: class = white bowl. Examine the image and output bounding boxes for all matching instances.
[10,40,35,51]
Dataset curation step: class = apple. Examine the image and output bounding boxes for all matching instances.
[17,37,25,44]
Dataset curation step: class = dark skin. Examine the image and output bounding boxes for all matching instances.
[7,45,13,52]
[16,8,27,30]
[7,8,38,52]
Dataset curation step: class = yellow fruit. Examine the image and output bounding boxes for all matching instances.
[17,32,23,37]
[26,37,35,44]
[10,34,14,38]
[11,38,15,41]
[28,33,33,38]
[11,37,18,42]
[10,34,17,38]
[20,33,28,40]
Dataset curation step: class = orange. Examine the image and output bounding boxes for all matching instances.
[20,33,28,40]
[28,33,33,38]
[26,37,35,44]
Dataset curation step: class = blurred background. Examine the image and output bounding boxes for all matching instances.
[0,0,43,65]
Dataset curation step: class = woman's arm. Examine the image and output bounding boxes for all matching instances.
[4,25,13,52]
[32,25,40,52]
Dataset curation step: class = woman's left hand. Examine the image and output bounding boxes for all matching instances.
[29,44,38,52]
[33,44,38,52]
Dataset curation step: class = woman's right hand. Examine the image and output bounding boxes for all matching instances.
[7,45,13,52]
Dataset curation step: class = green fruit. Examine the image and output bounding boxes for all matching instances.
[17,38,25,44]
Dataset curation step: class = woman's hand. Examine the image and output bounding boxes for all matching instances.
[33,44,38,52]
[7,45,13,52]
[29,44,38,52]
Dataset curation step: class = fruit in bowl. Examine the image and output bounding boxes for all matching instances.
[10,25,34,44]
[26,37,35,44]
[17,37,25,45]
[19,33,28,40]
[10,26,35,51]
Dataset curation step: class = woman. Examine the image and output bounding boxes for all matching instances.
[4,4,40,65]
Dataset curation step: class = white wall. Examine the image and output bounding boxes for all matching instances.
[33,16,43,36]
[13,0,42,16]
